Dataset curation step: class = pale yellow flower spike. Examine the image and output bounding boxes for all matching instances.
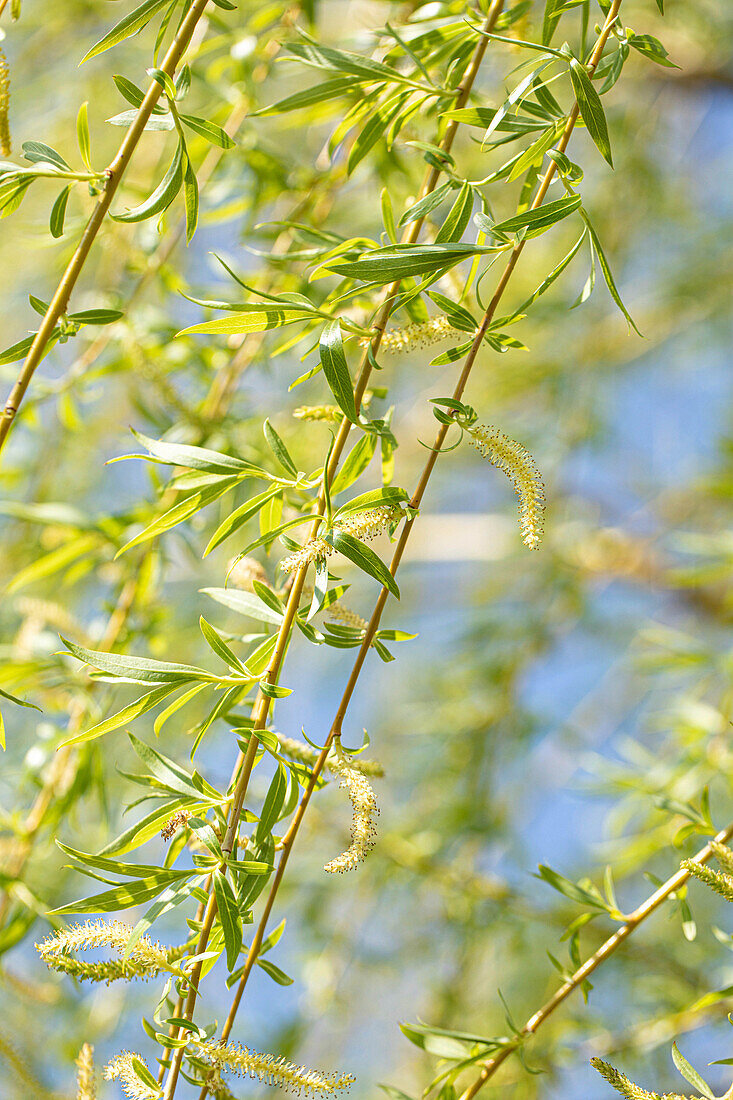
[363,317,473,354]
[682,842,733,903]
[104,1052,162,1100]
[76,1043,96,1100]
[280,505,402,574]
[276,731,385,778]
[193,1039,355,1097]
[591,1058,697,1100]
[36,919,185,984]
[324,739,379,874]
[0,47,10,157]
[465,422,545,550]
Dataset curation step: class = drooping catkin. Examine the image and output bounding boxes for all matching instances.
[227,555,268,591]
[0,47,10,156]
[464,422,545,550]
[276,731,384,778]
[36,920,185,984]
[362,317,472,354]
[76,1043,96,1100]
[192,1039,355,1097]
[324,739,379,874]
[591,1058,693,1100]
[280,506,402,574]
[104,1052,161,1100]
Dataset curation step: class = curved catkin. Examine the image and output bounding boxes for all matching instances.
[324,739,379,874]
[276,731,385,778]
[590,1058,693,1100]
[104,1052,161,1100]
[0,47,10,156]
[280,505,402,574]
[36,920,185,984]
[681,857,733,902]
[76,1043,96,1100]
[465,422,545,550]
[362,317,473,354]
[193,1039,355,1097]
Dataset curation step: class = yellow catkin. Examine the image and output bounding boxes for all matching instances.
[280,506,402,574]
[591,1058,694,1100]
[465,422,545,550]
[293,404,343,423]
[362,317,472,354]
[104,1052,161,1100]
[193,1039,354,1097]
[0,47,10,156]
[36,920,185,984]
[76,1043,96,1100]
[161,808,191,841]
[681,857,733,903]
[324,740,379,874]
[276,731,384,778]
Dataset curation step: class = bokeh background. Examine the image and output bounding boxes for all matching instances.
[1,1,732,1097]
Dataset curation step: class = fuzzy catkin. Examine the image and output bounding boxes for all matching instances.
[465,422,545,549]
[193,1039,354,1097]
[104,1053,161,1100]
[76,1043,96,1100]
[280,506,402,574]
[36,920,185,984]
[591,1058,693,1100]
[324,740,379,874]
[363,317,472,354]
[681,857,733,903]
[0,47,10,156]
[276,732,385,778]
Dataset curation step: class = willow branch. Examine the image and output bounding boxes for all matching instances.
[458,820,733,1100]
[0,0,212,456]
[201,0,629,1084]
[157,3,509,1094]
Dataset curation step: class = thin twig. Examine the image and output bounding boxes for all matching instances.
[0,0,212,455]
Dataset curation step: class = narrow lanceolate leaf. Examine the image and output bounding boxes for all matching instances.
[201,588,284,626]
[203,486,281,556]
[60,683,180,747]
[76,102,92,170]
[48,870,194,915]
[579,209,641,335]
[116,477,239,556]
[327,243,487,283]
[254,76,361,116]
[319,320,357,423]
[129,430,263,476]
[61,637,211,684]
[480,194,581,239]
[213,870,242,970]
[330,531,400,599]
[256,764,288,843]
[568,58,613,167]
[112,142,183,223]
[179,112,235,147]
[128,733,220,800]
[178,306,314,337]
[183,153,198,242]
[671,1044,716,1100]
[81,0,171,63]
[434,181,473,244]
[263,418,298,478]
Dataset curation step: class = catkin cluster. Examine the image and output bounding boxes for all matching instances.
[363,317,472,354]
[464,422,545,549]
[193,1039,355,1097]
[0,47,10,156]
[280,506,402,574]
[104,1052,161,1100]
[591,1058,694,1100]
[324,739,379,874]
[36,920,184,984]
[161,808,191,841]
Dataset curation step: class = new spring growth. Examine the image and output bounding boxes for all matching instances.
[591,1058,695,1100]
[463,421,545,550]
[280,505,403,574]
[0,47,10,157]
[363,317,472,354]
[324,739,379,874]
[104,1052,161,1100]
[76,1043,96,1100]
[192,1039,355,1097]
[36,920,185,984]
[681,842,733,903]
[277,731,385,777]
